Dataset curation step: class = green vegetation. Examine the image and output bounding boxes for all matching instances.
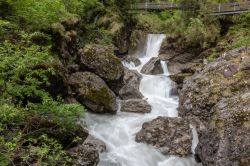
[0,0,249,165]
[135,0,249,53]
[0,29,84,165]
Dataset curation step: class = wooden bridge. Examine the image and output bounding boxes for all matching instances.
[130,1,250,15]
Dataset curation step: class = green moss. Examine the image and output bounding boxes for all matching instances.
[85,87,115,110]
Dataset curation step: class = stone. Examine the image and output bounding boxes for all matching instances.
[120,99,151,113]
[84,135,106,153]
[141,57,163,75]
[68,144,99,166]
[136,117,193,156]
[119,67,143,100]
[158,50,178,61]
[69,72,117,114]
[123,55,141,67]
[223,64,239,77]
[79,44,124,82]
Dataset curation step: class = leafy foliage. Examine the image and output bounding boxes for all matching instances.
[0,31,85,165]
[12,0,72,29]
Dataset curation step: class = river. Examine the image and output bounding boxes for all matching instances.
[86,34,199,166]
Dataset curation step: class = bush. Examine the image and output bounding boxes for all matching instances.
[12,0,72,30]
[184,17,220,48]
[0,31,85,165]
[62,0,104,22]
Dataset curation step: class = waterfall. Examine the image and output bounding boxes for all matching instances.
[85,34,199,166]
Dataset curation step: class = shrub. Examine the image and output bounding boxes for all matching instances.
[12,0,72,30]
[0,32,85,165]
[184,17,220,48]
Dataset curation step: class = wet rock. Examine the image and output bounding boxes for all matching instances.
[129,30,147,54]
[136,117,192,156]
[169,73,193,85]
[69,72,117,114]
[123,55,141,67]
[79,44,124,82]
[68,144,99,166]
[119,67,143,100]
[120,99,151,113]
[179,46,250,120]
[141,57,163,75]
[196,94,250,166]
[170,82,179,96]
[178,46,250,165]
[158,50,178,61]
[84,135,106,153]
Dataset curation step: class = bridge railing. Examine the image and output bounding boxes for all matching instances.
[130,2,179,10]
[130,1,250,14]
[208,1,250,13]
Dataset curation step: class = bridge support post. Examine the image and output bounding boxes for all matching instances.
[218,4,221,12]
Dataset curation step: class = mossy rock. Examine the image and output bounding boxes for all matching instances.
[69,72,117,114]
[79,44,123,82]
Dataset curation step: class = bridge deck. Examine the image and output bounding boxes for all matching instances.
[130,1,250,15]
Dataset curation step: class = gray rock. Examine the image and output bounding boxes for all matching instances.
[120,99,151,113]
[119,68,143,100]
[68,144,99,166]
[136,117,193,156]
[84,135,106,153]
[141,57,163,75]
[124,55,141,67]
[196,94,250,166]
[69,72,117,114]
[79,44,124,82]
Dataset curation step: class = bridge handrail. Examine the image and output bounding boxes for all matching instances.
[130,1,250,13]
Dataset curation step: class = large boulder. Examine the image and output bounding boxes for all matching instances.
[123,55,141,67]
[196,93,250,166]
[141,57,163,75]
[68,144,99,166]
[119,67,143,100]
[69,72,117,114]
[178,46,250,165]
[136,117,193,156]
[84,135,106,153]
[68,135,107,166]
[120,99,151,113]
[79,44,124,82]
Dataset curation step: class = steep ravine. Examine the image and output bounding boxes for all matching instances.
[85,34,200,166]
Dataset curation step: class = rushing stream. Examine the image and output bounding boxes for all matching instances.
[86,34,199,166]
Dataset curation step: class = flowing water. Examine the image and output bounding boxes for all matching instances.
[85,34,199,166]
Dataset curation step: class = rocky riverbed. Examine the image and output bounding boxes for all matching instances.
[50,18,249,165]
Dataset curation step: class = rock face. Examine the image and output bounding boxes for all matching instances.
[79,44,124,82]
[179,46,250,120]
[136,117,193,156]
[120,99,151,113]
[69,72,117,113]
[196,93,250,166]
[178,46,250,165]
[119,67,143,100]
[141,57,163,75]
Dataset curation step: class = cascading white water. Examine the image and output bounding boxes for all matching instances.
[85,34,199,166]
